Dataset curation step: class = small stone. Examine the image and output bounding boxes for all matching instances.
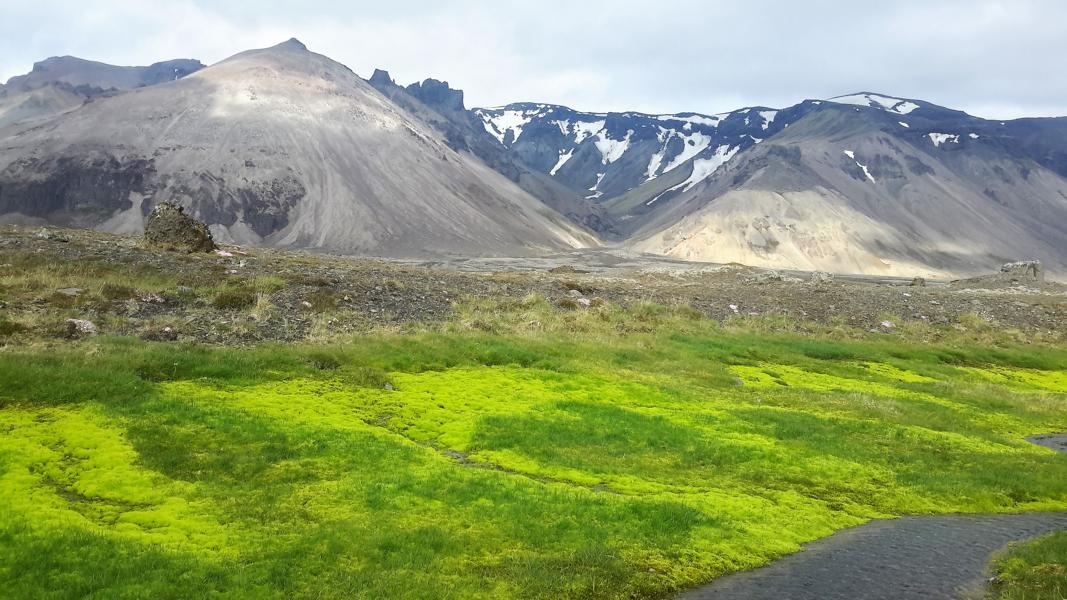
[810,271,835,284]
[65,319,97,338]
[384,382,395,391]
[754,270,783,284]
[729,304,740,314]
[301,301,313,309]
[568,289,583,298]
[880,321,896,329]
[577,298,592,308]
[35,227,69,242]
[55,287,84,297]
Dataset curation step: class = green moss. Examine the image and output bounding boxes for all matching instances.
[989,532,1067,599]
[1,329,1066,598]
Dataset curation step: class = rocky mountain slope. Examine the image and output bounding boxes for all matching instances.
[1,39,1065,276]
[472,102,815,224]
[0,40,595,257]
[628,96,1067,277]
[365,71,617,235]
[0,56,204,128]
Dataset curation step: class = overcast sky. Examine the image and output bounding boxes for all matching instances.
[2,0,1065,119]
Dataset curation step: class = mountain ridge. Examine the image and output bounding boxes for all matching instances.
[1,41,1065,276]
[0,39,595,257]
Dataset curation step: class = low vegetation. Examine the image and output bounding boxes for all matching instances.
[989,532,1067,600]
[1,227,1065,598]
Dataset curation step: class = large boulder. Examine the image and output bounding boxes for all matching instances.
[143,202,216,253]
[1000,261,1044,284]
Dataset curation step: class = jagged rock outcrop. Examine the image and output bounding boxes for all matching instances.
[143,202,216,253]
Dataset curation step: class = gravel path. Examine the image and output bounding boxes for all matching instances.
[679,512,1067,600]
[1028,433,1067,453]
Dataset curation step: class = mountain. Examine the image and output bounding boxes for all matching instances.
[0,56,204,128]
[366,71,618,235]
[628,94,1067,277]
[471,102,818,231]
[0,40,595,257]
[2,39,1065,276]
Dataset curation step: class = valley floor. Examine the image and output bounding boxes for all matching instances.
[1,225,1066,599]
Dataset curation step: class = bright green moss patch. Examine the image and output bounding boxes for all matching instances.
[0,407,226,551]
[1,328,1066,598]
[957,366,1067,393]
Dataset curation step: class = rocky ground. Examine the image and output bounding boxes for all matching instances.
[1,224,1065,346]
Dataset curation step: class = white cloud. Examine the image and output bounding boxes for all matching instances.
[1,0,1066,118]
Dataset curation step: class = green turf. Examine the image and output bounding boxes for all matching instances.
[989,532,1067,599]
[1,306,1066,599]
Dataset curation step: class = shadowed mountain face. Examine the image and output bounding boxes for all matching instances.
[0,40,595,257]
[0,56,205,129]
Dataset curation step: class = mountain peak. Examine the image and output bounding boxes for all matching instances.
[406,78,466,113]
[369,69,394,86]
[273,38,308,52]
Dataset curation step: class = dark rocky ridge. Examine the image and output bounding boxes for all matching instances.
[366,69,619,236]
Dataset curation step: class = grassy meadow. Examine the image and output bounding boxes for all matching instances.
[1,294,1066,599]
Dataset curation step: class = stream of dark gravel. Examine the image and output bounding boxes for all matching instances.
[678,512,1067,600]
[679,437,1067,599]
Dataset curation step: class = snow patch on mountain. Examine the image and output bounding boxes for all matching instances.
[480,109,535,144]
[830,93,920,115]
[679,145,739,192]
[662,131,712,173]
[928,133,960,148]
[587,173,606,198]
[655,113,724,127]
[572,120,606,144]
[759,110,778,130]
[595,129,634,165]
[551,149,574,175]
[646,145,739,206]
[646,146,666,180]
[844,150,876,183]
